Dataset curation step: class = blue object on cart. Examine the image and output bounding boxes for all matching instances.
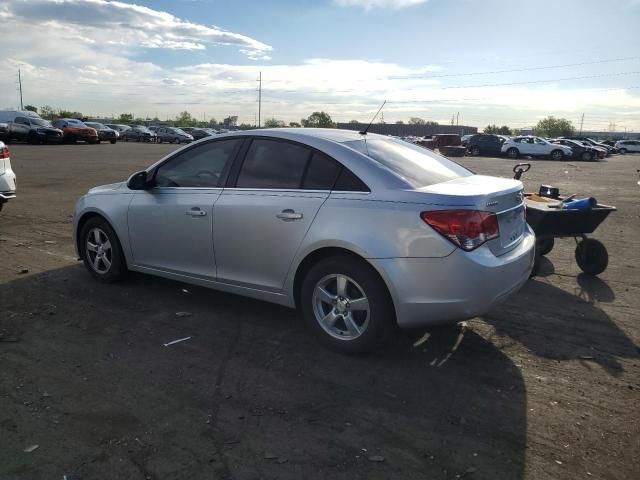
[564,197,597,210]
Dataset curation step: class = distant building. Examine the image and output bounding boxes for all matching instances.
[337,123,477,137]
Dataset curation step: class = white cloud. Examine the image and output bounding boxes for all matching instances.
[333,0,428,10]
[4,0,272,57]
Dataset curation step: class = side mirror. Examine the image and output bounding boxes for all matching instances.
[127,171,151,190]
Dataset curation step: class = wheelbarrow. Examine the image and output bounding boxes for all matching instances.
[512,163,616,276]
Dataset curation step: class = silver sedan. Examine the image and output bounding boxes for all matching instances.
[73,129,535,353]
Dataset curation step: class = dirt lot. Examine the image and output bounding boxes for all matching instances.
[1,143,639,480]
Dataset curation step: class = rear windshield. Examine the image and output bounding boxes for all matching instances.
[343,137,472,188]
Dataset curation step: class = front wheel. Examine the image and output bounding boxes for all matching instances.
[575,238,608,276]
[300,256,395,354]
[470,145,480,156]
[110,139,116,144]
[618,148,627,154]
[79,217,127,283]
[507,147,519,159]
[550,149,564,161]
[581,151,592,162]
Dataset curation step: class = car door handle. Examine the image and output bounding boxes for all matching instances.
[186,207,207,217]
[276,209,303,221]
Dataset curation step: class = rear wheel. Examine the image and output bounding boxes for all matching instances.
[575,238,608,276]
[110,139,116,144]
[618,148,627,154]
[507,147,519,159]
[550,149,564,161]
[300,255,395,354]
[79,217,127,283]
[536,238,555,256]
[470,145,481,156]
[581,151,592,162]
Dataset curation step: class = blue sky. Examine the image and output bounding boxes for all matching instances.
[1,0,640,131]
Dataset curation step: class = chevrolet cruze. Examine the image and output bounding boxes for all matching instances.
[73,129,535,353]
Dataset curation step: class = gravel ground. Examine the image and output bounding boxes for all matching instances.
[1,142,639,480]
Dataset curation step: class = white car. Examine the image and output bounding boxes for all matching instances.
[501,136,572,160]
[0,141,16,212]
[615,140,640,154]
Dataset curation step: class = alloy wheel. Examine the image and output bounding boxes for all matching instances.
[312,274,370,341]
[85,227,113,274]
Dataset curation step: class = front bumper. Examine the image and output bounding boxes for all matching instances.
[371,227,535,328]
[0,191,16,203]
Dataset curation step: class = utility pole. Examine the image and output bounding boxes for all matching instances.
[18,69,24,110]
[579,113,584,135]
[257,71,262,128]
[456,112,459,126]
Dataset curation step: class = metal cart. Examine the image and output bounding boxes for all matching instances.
[513,163,616,276]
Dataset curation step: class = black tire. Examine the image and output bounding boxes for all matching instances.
[550,149,564,161]
[536,238,555,256]
[157,137,162,144]
[79,217,127,283]
[575,239,608,276]
[470,145,481,156]
[507,147,519,159]
[300,255,395,354]
[618,148,627,154]
[110,139,117,144]
[581,151,591,162]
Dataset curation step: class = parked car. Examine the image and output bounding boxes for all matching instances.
[105,124,131,135]
[156,127,193,144]
[52,119,99,144]
[466,134,506,156]
[188,128,213,140]
[460,134,474,147]
[148,126,159,133]
[0,141,16,212]
[73,129,534,353]
[85,122,119,144]
[501,136,572,160]
[1,115,63,144]
[121,125,157,142]
[614,140,640,154]
[551,139,598,161]
[561,137,614,155]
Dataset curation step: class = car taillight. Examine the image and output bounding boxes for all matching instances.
[0,146,9,159]
[421,210,500,251]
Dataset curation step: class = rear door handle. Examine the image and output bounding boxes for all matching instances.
[276,209,303,221]
[186,207,207,217]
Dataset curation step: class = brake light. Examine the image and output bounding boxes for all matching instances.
[0,145,9,159]
[421,210,499,251]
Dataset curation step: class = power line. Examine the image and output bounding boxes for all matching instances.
[441,71,640,89]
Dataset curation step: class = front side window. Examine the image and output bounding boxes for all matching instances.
[236,139,311,189]
[154,139,240,188]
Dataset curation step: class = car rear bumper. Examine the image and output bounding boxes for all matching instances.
[371,227,535,328]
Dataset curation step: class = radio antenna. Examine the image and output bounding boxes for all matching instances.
[360,100,386,135]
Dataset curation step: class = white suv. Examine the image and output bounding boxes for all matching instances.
[0,141,16,212]
[501,136,572,160]
[615,140,640,154]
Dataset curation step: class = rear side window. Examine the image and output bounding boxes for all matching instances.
[237,139,311,189]
[343,137,471,189]
[302,152,341,190]
[334,168,369,192]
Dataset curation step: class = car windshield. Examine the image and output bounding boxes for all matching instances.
[86,123,106,129]
[66,119,87,127]
[135,126,152,133]
[31,118,52,127]
[343,137,472,188]
[171,128,187,134]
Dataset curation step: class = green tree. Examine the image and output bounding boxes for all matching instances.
[238,123,254,129]
[533,116,575,138]
[39,105,56,120]
[409,117,426,125]
[395,120,404,124]
[117,113,134,124]
[58,110,84,119]
[264,118,285,128]
[348,119,359,124]
[301,111,335,128]
[174,111,197,127]
[425,120,439,126]
[24,105,38,113]
[288,121,301,128]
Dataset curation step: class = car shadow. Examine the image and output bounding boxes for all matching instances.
[0,265,527,480]
[484,276,636,378]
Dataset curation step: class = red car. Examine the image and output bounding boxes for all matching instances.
[52,118,98,144]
